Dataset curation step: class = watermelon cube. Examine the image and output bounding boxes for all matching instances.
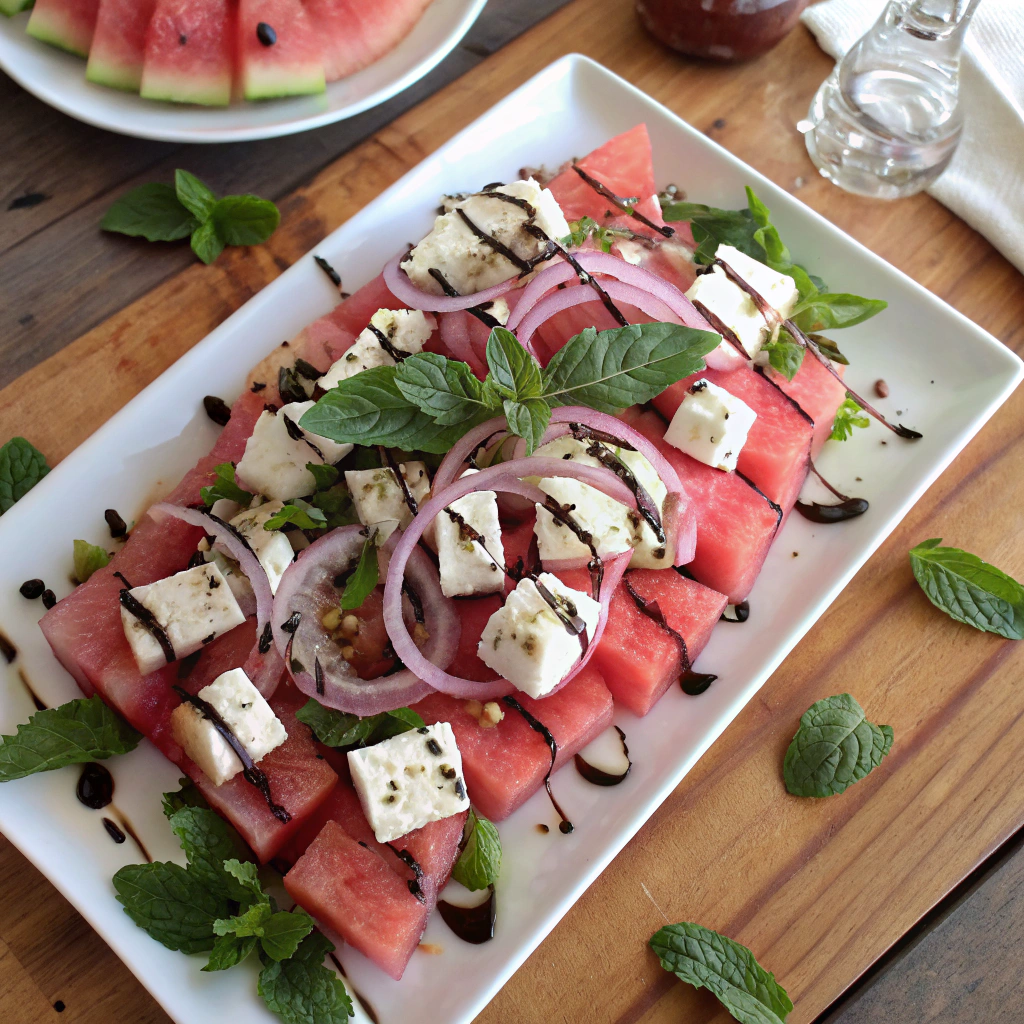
[411,665,614,822]
[86,0,157,92]
[26,0,100,56]
[624,407,782,602]
[285,820,427,980]
[654,363,813,513]
[771,354,848,456]
[589,568,727,717]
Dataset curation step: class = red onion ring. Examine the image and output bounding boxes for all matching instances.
[383,251,517,313]
[438,311,489,378]
[150,502,282,696]
[384,461,637,699]
[430,415,510,494]
[271,525,458,715]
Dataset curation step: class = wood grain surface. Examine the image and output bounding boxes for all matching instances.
[2,1,1024,1022]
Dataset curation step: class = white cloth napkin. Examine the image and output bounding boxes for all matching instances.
[801,0,1024,276]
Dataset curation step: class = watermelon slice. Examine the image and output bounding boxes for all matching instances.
[189,687,338,862]
[546,124,659,225]
[411,665,614,822]
[236,0,324,100]
[301,0,433,82]
[654,364,813,513]
[771,355,847,457]
[26,0,99,56]
[624,407,782,602]
[140,0,234,107]
[39,388,265,756]
[589,568,727,716]
[86,0,157,92]
[285,820,428,980]
[0,0,34,17]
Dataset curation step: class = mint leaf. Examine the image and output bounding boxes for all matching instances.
[339,535,380,611]
[830,395,869,442]
[542,322,721,413]
[790,293,887,333]
[909,539,1024,639]
[300,366,484,455]
[0,437,50,514]
[650,921,792,1024]
[486,327,543,401]
[783,693,893,798]
[191,218,225,265]
[113,862,231,954]
[101,183,198,243]
[168,806,252,901]
[73,538,110,583]
[744,187,818,301]
[215,898,273,938]
[452,809,501,891]
[761,329,804,382]
[162,777,207,817]
[0,697,141,782]
[295,699,423,749]
[258,931,352,1024]
[311,483,359,530]
[503,397,550,455]
[263,501,327,531]
[204,933,259,972]
[175,169,217,223]
[560,215,627,253]
[222,858,265,902]
[213,195,281,247]
[306,462,339,492]
[395,352,498,426]
[659,200,761,265]
[808,333,849,365]
[200,462,253,507]
[260,909,316,962]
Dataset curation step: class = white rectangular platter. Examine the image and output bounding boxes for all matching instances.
[0,53,1020,1024]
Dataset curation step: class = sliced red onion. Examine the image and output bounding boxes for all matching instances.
[384,461,636,700]
[150,502,282,696]
[272,525,458,715]
[430,415,510,494]
[438,311,489,378]
[383,251,517,313]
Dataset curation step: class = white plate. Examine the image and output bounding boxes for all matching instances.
[0,53,1020,1024]
[0,0,485,142]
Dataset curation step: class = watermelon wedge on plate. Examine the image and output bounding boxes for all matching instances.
[302,0,434,82]
[26,0,99,56]
[140,0,235,107]
[86,0,157,92]
[236,0,324,100]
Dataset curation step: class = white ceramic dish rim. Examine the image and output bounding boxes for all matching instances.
[0,52,1021,1024]
[0,0,486,142]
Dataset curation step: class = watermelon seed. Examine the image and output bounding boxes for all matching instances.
[178,33,187,45]
[257,22,277,46]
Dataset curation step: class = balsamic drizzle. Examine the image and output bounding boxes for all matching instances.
[574,726,631,786]
[794,464,870,524]
[428,268,459,296]
[203,395,232,427]
[548,242,629,327]
[456,207,534,275]
[314,656,325,696]
[466,304,502,329]
[378,447,419,517]
[259,621,274,653]
[384,844,426,904]
[118,588,176,664]
[437,887,496,944]
[104,508,128,539]
[571,164,675,239]
[0,630,15,664]
[77,762,114,809]
[314,255,342,287]
[721,600,750,623]
[283,413,325,464]
[502,696,573,833]
[540,496,604,603]
[400,580,425,625]
[173,685,291,823]
[102,817,127,844]
[367,323,413,363]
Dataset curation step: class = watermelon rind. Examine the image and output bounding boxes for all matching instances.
[26,4,92,55]
[86,55,141,92]
[242,65,326,101]
[0,0,33,17]
[139,71,231,106]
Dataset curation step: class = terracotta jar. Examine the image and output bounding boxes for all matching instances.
[636,0,811,62]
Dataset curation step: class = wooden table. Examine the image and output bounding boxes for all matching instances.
[3,1,1024,1022]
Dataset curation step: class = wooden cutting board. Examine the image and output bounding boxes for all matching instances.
[2,1,1024,1022]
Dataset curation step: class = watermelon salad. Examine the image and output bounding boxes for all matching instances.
[2,0,433,104]
[14,124,922,999]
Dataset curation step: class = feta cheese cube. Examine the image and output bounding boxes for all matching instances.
[169,668,287,786]
[664,378,757,472]
[402,179,570,296]
[685,244,799,358]
[436,485,505,597]
[236,401,353,502]
[348,723,470,843]
[120,563,246,675]
[216,501,296,595]
[478,572,601,699]
[318,309,435,390]
[531,436,671,569]
[344,462,430,542]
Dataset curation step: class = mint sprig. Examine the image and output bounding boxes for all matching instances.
[339,532,381,610]
[452,809,501,891]
[0,697,141,782]
[0,437,49,514]
[295,699,423,749]
[73,538,110,583]
[103,170,280,265]
[830,395,869,442]
[263,500,328,531]
[258,931,353,1024]
[783,693,893,798]
[909,539,1024,639]
[559,215,628,252]
[200,462,253,507]
[761,328,804,382]
[650,921,793,1024]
